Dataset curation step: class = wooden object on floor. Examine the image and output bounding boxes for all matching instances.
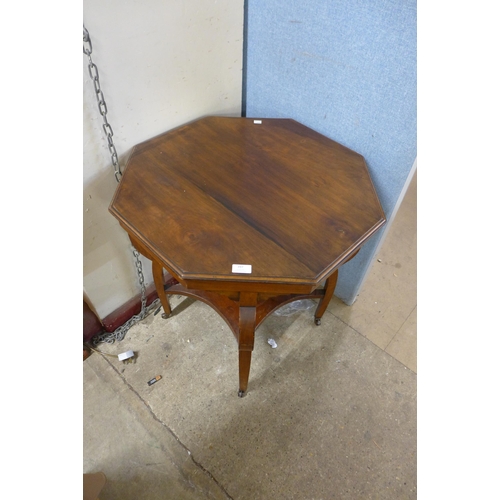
[109,116,385,396]
[83,472,106,500]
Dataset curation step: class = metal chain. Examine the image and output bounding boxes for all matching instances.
[83,25,122,183]
[84,25,159,344]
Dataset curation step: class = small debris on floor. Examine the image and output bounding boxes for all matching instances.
[147,375,162,386]
[267,338,278,349]
[118,350,135,363]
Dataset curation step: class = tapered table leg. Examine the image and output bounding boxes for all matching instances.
[152,260,172,318]
[314,270,338,325]
[238,292,257,397]
[238,350,253,397]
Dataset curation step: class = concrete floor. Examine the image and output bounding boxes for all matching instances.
[84,172,417,500]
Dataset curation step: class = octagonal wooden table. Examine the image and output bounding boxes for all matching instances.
[109,116,386,396]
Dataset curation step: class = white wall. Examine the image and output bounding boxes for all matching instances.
[83,0,244,318]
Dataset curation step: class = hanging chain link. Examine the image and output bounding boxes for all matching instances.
[84,25,159,344]
[83,25,122,183]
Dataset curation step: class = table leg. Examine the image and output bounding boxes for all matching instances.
[238,293,257,397]
[238,350,253,398]
[314,270,339,325]
[152,260,171,318]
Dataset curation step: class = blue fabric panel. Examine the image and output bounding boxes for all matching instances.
[245,0,416,304]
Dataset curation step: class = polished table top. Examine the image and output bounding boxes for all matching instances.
[110,116,385,294]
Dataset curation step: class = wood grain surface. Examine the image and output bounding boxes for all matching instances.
[110,116,385,287]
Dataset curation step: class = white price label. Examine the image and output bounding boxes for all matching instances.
[232,264,252,274]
